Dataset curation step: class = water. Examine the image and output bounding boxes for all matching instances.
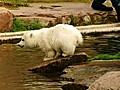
[81,32,120,56]
[0,45,62,90]
[0,32,120,90]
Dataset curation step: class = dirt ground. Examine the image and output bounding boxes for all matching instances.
[10,3,94,16]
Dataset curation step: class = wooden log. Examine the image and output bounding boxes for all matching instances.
[28,53,88,74]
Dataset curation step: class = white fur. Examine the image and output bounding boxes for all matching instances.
[17,24,83,61]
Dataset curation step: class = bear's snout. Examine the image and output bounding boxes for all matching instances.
[18,44,24,48]
[17,41,24,48]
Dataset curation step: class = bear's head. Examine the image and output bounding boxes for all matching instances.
[17,32,37,48]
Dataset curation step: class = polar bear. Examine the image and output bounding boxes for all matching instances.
[17,24,83,61]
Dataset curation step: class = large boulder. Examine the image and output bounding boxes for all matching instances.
[88,71,120,90]
[0,8,13,32]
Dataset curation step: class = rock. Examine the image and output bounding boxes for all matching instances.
[0,8,13,32]
[10,3,117,27]
[1,37,21,44]
[88,71,120,90]
[62,83,88,90]
[28,53,88,74]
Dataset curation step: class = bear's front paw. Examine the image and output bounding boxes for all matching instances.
[43,57,54,61]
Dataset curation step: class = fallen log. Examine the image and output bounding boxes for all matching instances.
[28,53,88,74]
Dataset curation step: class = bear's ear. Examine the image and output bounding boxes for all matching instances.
[30,33,33,38]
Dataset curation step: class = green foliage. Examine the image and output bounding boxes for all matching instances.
[13,18,27,32]
[15,2,29,7]
[1,0,29,7]
[70,15,76,25]
[25,21,42,30]
[90,52,120,60]
[12,18,45,32]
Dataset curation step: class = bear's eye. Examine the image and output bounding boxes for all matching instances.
[21,39,25,41]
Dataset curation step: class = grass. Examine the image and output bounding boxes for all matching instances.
[12,18,47,32]
[90,52,120,60]
[0,0,29,7]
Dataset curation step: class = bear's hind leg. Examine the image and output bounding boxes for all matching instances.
[44,50,56,61]
[62,45,76,57]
